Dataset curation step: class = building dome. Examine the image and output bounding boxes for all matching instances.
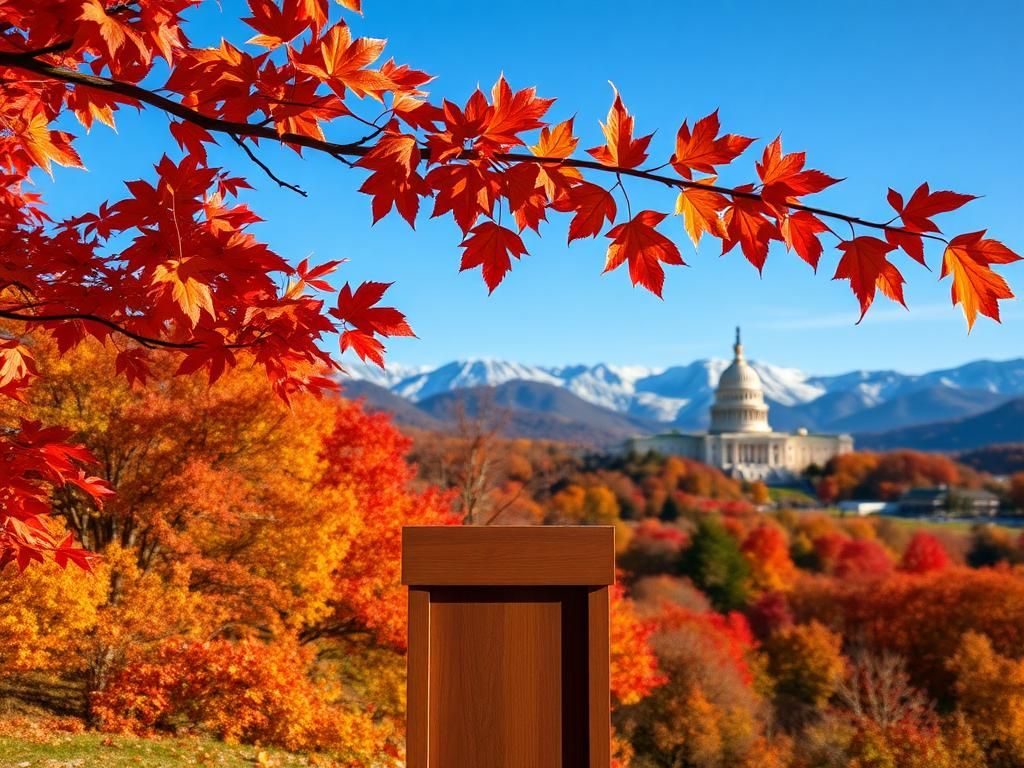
[709,328,771,434]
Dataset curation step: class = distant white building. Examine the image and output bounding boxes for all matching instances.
[627,329,853,482]
[838,501,899,517]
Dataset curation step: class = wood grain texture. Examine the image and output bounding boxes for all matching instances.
[587,587,611,768]
[404,528,614,767]
[429,589,567,767]
[402,526,615,586]
[407,588,430,768]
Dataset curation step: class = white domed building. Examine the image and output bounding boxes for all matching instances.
[629,329,853,482]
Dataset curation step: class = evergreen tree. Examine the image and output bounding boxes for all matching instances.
[680,519,750,611]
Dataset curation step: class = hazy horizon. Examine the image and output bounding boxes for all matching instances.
[350,348,1024,379]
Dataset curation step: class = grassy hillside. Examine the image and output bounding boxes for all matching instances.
[0,724,321,768]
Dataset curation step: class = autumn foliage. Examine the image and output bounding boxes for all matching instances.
[0,337,667,760]
[4,351,1024,764]
[817,450,984,502]
[1,1,1023,765]
[0,0,1020,571]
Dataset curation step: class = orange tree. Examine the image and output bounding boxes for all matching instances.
[0,336,456,754]
[0,0,1021,571]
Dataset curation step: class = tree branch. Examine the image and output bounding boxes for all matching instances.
[0,52,947,242]
[0,309,199,348]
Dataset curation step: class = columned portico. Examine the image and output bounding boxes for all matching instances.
[627,329,853,482]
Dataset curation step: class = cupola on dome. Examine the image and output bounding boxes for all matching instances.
[709,327,771,434]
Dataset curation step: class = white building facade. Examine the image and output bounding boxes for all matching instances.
[628,329,853,482]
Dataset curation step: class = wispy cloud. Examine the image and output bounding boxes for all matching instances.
[761,301,1023,332]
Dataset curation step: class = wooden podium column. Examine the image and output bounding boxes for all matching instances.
[402,526,615,768]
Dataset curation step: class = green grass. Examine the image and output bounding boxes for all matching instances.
[767,487,817,505]
[820,507,1019,534]
[0,730,321,768]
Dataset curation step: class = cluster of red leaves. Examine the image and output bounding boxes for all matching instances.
[0,0,1019,572]
[790,566,1024,701]
[609,583,667,705]
[0,419,110,572]
[899,531,951,575]
[319,401,460,649]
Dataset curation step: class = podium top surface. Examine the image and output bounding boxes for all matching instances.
[401,526,615,586]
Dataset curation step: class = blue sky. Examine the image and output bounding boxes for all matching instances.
[42,0,1024,374]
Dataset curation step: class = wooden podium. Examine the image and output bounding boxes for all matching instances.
[402,526,615,768]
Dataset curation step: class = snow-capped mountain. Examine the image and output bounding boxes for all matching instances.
[341,361,430,389]
[342,356,1024,435]
[392,360,563,401]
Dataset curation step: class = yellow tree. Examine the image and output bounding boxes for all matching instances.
[948,631,1024,768]
[0,336,455,758]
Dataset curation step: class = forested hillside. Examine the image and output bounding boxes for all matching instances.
[5,339,1024,766]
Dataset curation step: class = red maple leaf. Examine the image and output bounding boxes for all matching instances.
[671,110,754,180]
[459,222,529,293]
[331,281,414,367]
[553,181,617,243]
[604,210,685,297]
[756,137,840,206]
[887,183,976,233]
[586,86,652,170]
[484,76,554,148]
[833,236,904,320]
[780,211,830,270]
[722,192,780,273]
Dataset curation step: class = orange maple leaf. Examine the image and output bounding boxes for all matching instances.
[604,210,685,297]
[587,85,652,170]
[671,111,754,180]
[941,231,1022,329]
[530,118,579,159]
[459,222,529,293]
[675,179,728,247]
[530,118,581,198]
[833,236,904,321]
[18,113,84,177]
[0,342,36,390]
[151,259,215,327]
[485,76,554,147]
[299,23,392,100]
[757,137,839,206]
[78,0,151,67]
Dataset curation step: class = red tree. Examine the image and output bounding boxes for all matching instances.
[835,538,894,580]
[0,1,1019,570]
[900,532,951,574]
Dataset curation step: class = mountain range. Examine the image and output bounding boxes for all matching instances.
[340,357,1024,449]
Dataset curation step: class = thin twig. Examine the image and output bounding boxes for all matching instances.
[230,134,307,197]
